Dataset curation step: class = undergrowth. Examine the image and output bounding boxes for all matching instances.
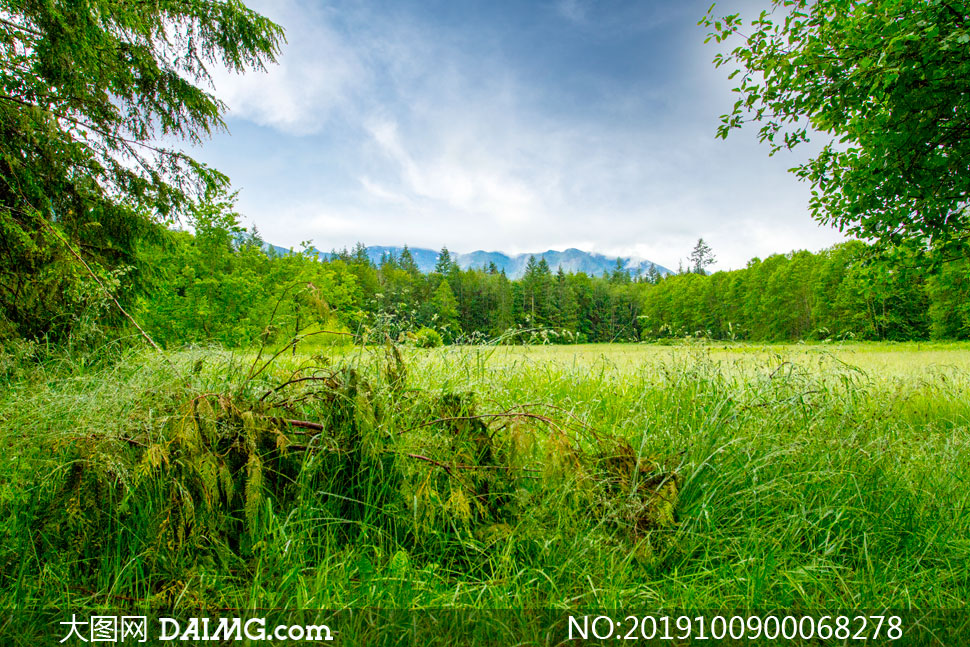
[0,340,968,616]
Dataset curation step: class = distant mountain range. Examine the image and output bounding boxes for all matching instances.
[265,243,672,280]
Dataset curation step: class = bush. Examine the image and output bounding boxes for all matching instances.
[413,327,443,348]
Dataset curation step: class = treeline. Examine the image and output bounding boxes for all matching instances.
[137,216,644,347]
[135,215,970,347]
[642,242,968,341]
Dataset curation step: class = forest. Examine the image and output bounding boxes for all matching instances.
[127,220,970,351]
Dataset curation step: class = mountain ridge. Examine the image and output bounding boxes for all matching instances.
[265,243,672,279]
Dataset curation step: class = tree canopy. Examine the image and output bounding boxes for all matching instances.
[702,0,970,258]
[0,0,283,340]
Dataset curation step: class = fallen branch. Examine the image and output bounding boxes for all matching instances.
[278,418,325,432]
[259,374,339,402]
[398,412,568,438]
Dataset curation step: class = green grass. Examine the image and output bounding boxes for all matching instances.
[439,340,970,377]
[1,340,968,625]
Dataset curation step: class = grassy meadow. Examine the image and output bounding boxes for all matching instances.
[1,339,968,641]
[427,340,970,378]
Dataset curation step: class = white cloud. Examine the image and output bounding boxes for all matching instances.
[207,0,365,134]
[358,176,414,207]
[197,0,848,272]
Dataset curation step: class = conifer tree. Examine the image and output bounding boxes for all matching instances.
[399,245,420,275]
[434,246,457,274]
[610,258,631,284]
[554,266,578,331]
[352,242,373,267]
[690,239,716,275]
[0,0,283,340]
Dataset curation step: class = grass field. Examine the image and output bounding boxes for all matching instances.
[438,340,970,376]
[1,340,968,641]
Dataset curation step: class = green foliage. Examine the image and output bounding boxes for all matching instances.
[135,224,970,348]
[702,0,970,257]
[927,259,970,338]
[138,205,360,348]
[0,0,283,342]
[2,341,970,614]
[413,327,443,348]
[639,242,949,341]
[431,280,459,340]
[434,246,458,275]
[0,343,696,610]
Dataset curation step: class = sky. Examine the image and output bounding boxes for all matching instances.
[192,0,847,271]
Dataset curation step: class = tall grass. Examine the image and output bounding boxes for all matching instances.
[0,340,968,618]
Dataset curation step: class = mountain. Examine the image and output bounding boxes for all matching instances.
[264,243,672,279]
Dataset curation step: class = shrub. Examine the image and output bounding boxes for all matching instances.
[413,327,443,348]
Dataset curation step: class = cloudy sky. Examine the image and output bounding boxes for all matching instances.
[193,0,847,271]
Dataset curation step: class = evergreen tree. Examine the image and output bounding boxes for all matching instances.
[610,258,631,284]
[242,225,265,251]
[0,0,283,341]
[332,247,353,263]
[521,255,541,322]
[690,239,716,275]
[435,246,457,274]
[399,245,420,275]
[524,255,539,277]
[352,242,373,267]
[489,271,515,334]
[521,256,554,325]
[379,250,398,270]
[553,267,578,332]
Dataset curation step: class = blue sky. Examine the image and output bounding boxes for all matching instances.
[193,0,846,271]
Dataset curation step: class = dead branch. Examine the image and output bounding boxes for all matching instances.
[398,412,569,437]
[278,418,325,432]
[259,374,338,402]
